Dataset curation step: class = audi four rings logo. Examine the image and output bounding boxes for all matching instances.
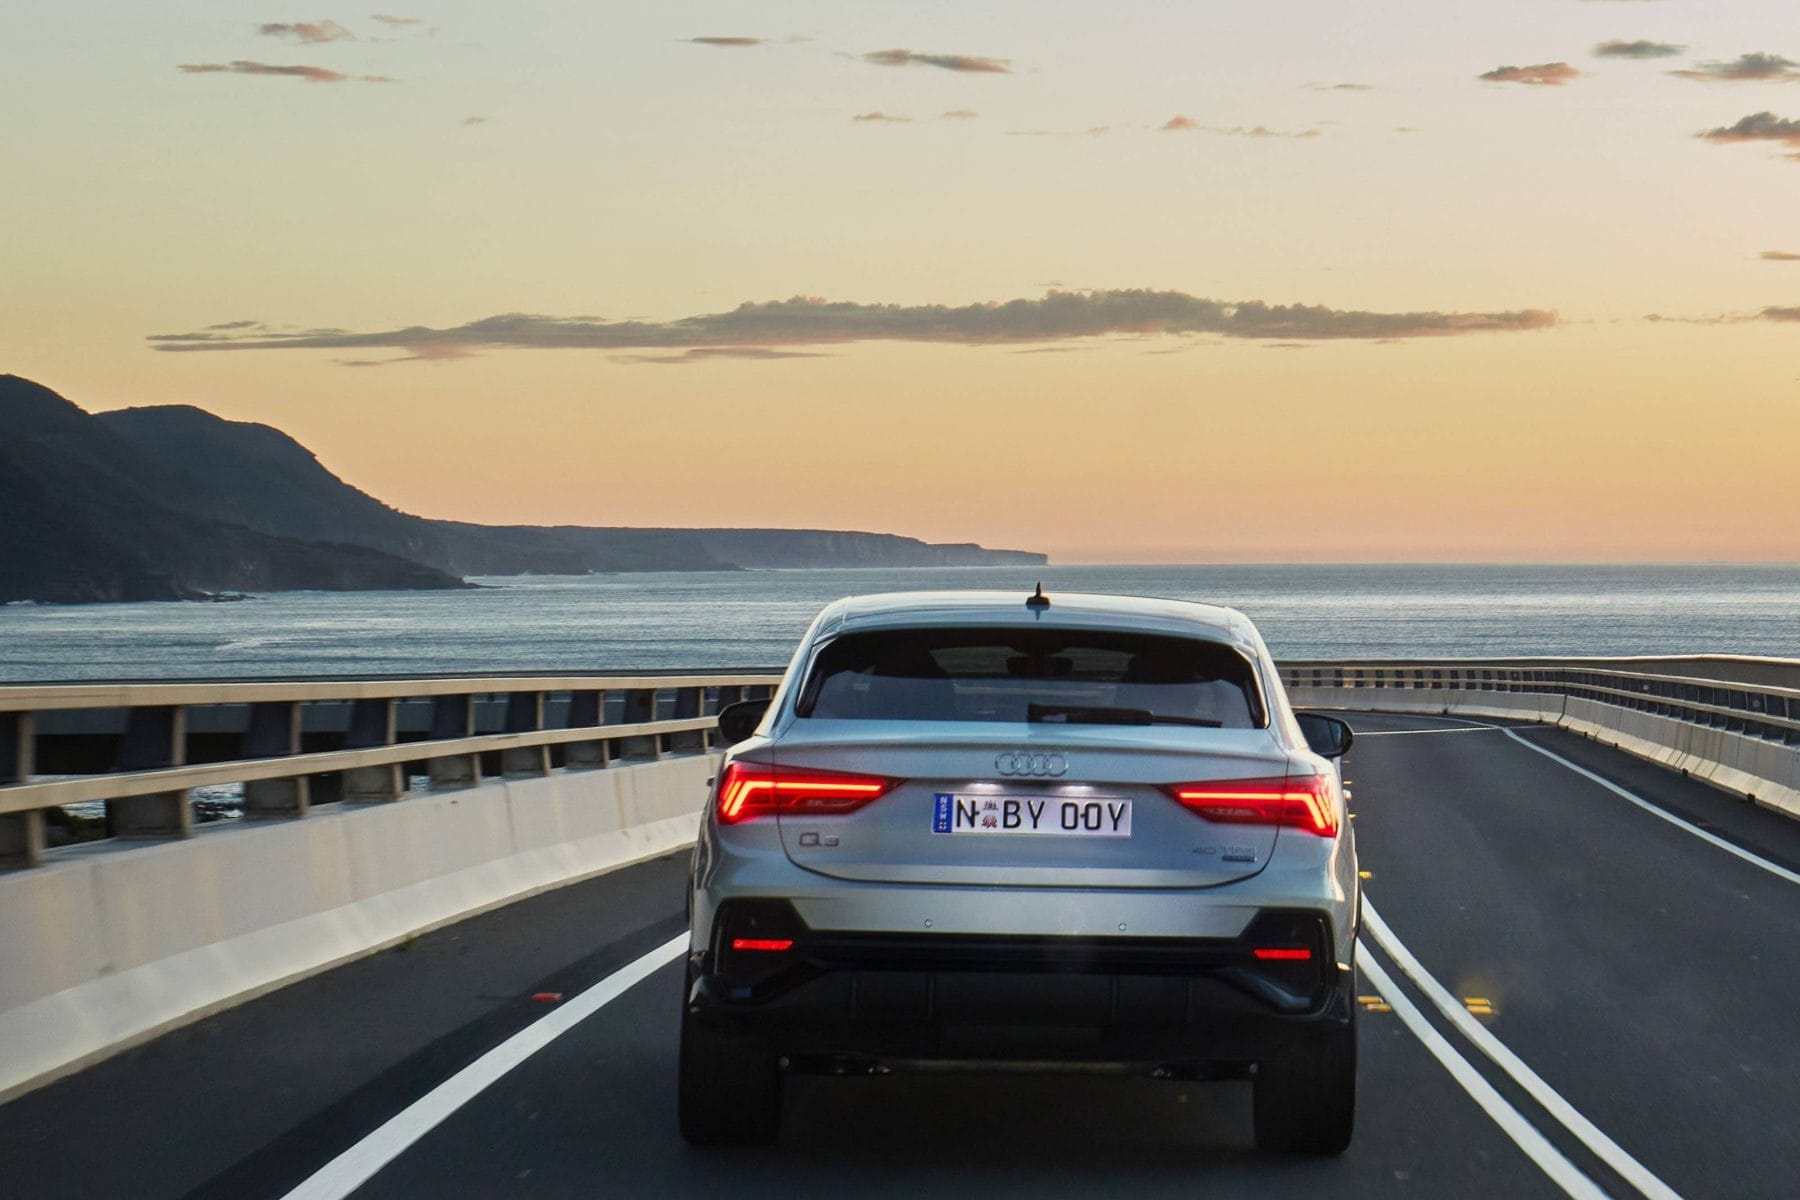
[995,751,1069,777]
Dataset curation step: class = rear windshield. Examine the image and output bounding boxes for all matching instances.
[797,627,1265,727]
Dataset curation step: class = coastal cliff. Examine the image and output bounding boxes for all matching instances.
[1,376,1046,603]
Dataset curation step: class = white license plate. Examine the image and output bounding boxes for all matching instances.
[932,793,1132,837]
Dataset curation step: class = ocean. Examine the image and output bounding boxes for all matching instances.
[1,564,1795,683]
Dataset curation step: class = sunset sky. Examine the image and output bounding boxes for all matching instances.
[4,1,1798,562]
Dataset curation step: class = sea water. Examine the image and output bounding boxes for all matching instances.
[1,564,1795,682]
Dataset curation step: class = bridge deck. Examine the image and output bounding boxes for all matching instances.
[3,715,1796,1200]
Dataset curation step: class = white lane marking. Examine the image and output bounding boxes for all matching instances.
[1363,903,1684,1200]
[282,933,688,1200]
[1501,729,1800,887]
[1356,947,1608,1200]
[1356,727,1504,737]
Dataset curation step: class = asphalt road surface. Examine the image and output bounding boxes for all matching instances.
[3,713,1796,1199]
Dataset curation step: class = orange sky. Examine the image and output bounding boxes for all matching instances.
[4,2,1797,562]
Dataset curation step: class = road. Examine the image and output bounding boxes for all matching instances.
[2,714,1796,1199]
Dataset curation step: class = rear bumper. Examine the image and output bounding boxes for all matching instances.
[687,905,1353,1070]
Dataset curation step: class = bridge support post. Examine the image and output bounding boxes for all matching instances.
[342,699,403,804]
[109,706,192,839]
[0,712,43,868]
[502,692,551,777]
[616,689,661,760]
[427,695,480,789]
[564,690,609,770]
[243,702,308,818]
[671,687,706,754]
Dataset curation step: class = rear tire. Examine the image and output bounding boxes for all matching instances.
[677,1003,783,1146]
[1252,1019,1356,1155]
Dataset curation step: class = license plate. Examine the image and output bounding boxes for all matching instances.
[932,793,1132,837]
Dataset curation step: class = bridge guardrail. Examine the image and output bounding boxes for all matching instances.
[3,657,1796,873]
[0,673,781,869]
[1279,657,1800,819]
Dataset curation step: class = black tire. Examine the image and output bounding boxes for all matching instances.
[677,1004,783,1146]
[1252,1018,1357,1155]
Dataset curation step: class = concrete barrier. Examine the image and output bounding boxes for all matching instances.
[0,754,714,1103]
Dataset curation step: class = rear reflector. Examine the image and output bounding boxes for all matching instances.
[729,938,795,953]
[1252,947,1314,961]
[715,762,898,824]
[1163,774,1338,837]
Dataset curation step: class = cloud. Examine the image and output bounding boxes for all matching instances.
[941,109,979,120]
[1231,125,1321,139]
[1698,111,1800,142]
[1697,111,1800,158]
[1162,115,1318,138]
[1303,82,1373,91]
[852,111,910,122]
[1671,53,1800,83]
[370,14,422,25]
[1642,312,1751,326]
[258,21,355,44]
[331,343,477,366]
[1479,62,1580,86]
[1007,125,1112,138]
[1592,39,1684,59]
[178,61,395,83]
[1762,250,1800,261]
[461,116,487,126]
[146,289,1558,365]
[204,319,265,331]
[1639,307,1800,325]
[613,347,832,365]
[689,36,762,47]
[861,49,1011,74]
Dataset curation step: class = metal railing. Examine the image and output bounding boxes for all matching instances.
[6,656,1796,870]
[0,673,781,869]
[1276,658,1800,746]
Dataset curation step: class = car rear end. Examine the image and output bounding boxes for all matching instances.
[681,592,1358,1153]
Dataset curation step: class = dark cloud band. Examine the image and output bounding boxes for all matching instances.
[1479,63,1580,86]
[178,60,397,83]
[862,49,1011,73]
[1593,40,1684,59]
[257,21,354,44]
[1671,53,1800,83]
[147,289,1557,365]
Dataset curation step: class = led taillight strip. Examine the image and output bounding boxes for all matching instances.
[716,762,898,824]
[1164,774,1338,837]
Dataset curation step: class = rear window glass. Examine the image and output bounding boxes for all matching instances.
[797,627,1265,727]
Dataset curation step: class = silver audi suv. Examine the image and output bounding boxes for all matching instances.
[681,590,1358,1153]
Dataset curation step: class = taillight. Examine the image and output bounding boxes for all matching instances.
[730,938,794,953]
[715,762,898,824]
[1163,774,1338,837]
